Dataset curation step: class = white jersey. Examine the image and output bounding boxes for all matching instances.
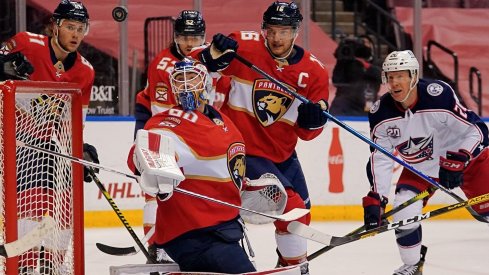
[368,78,488,197]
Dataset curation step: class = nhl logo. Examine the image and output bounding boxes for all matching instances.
[427,83,443,96]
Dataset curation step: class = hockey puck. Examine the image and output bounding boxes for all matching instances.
[112,6,128,22]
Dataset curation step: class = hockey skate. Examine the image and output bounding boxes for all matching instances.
[147,244,174,264]
[393,245,428,275]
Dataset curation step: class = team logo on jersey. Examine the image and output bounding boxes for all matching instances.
[252,79,295,127]
[395,134,434,163]
[386,126,401,138]
[427,83,443,96]
[155,83,168,102]
[370,100,380,114]
[227,142,246,190]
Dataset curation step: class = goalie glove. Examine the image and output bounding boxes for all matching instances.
[240,173,287,224]
[134,130,185,201]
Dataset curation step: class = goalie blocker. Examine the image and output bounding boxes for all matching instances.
[133,130,185,201]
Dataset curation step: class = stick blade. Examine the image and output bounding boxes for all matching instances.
[96,242,138,256]
[1,216,56,258]
[277,208,310,222]
[287,221,333,246]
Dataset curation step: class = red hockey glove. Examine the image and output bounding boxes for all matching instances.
[362,191,388,230]
[439,150,470,189]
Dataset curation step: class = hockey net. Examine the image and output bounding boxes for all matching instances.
[0,81,84,275]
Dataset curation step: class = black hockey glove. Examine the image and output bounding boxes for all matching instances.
[362,191,388,230]
[199,33,238,72]
[83,143,100,183]
[297,100,328,129]
[439,150,470,189]
[0,52,34,80]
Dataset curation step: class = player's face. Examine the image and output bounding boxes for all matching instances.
[172,71,206,111]
[263,25,297,58]
[386,70,414,102]
[57,19,87,52]
[175,35,205,56]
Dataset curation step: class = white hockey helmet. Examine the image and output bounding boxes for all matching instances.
[382,50,419,85]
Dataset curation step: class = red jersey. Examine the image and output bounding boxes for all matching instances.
[131,106,245,244]
[216,31,329,163]
[136,45,231,117]
[3,32,94,119]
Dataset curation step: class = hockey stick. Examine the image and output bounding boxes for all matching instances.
[307,187,432,261]
[17,140,309,222]
[87,169,155,263]
[96,225,155,256]
[0,216,56,258]
[233,54,488,224]
[289,192,489,247]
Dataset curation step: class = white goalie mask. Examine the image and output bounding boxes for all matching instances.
[382,50,420,90]
[169,58,212,111]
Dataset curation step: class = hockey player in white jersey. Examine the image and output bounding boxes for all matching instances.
[363,50,489,275]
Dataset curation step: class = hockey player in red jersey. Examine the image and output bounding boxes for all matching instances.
[0,0,94,121]
[134,10,230,136]
[133,10,232,263]
[363,50,489,275]
[128,58,256,274]
[0,1,99,274]
[194,2,330,273]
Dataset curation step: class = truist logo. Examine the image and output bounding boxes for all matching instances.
[91,85,115,102]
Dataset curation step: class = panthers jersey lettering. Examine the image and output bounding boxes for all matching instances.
[141,106,245,244]
[213,31,330,163]
[368,79,488,197]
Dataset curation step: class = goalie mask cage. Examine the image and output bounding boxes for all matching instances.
[0,81,84,275]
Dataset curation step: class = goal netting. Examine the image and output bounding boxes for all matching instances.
[0,81,84,275]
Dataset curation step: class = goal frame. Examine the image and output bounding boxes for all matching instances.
[0,80,84,275]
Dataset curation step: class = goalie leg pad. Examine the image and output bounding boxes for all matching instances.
[143,198,157,245]
[275,232,307,261]
[274,189,310,232]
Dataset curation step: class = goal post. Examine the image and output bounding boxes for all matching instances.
[0,80,84,275]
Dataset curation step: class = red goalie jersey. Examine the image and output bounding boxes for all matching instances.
[3,31,94,117]
[128,105,245,244]
[216,31,329,163]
